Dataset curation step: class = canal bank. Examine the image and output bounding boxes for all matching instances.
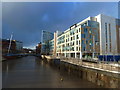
[42,56,120,88]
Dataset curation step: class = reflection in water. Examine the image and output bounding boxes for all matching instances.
[2,56,101,88]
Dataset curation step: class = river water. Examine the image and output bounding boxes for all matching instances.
[2,56,101,88]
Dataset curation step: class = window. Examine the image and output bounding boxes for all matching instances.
[82,40,84,45]
[109,23,111,52]
[76,30,78,33]
[86,40,88,44]
[90,34,92,39]
[73,42,74,45]
[72,47,74,51]
[105,23,108,52]
[76,41,78,45]
[83,47,85,51]
[79,28,81,32]
[84,28,87,33]
[79,40,81,45]
[82,34,85,38]
[73,36,75,40]
[76,47,78,51]
[76,35,79,39]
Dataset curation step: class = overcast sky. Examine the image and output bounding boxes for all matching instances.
[2,2,118,49]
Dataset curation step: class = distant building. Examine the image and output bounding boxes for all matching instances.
[41,30,54,55]
[2,39,16,54]
[16,41,23,50]
[2,39,23,54]
[49,31,62,56]
[36,42,42,55]
[15,40,23,53]
[22,48,35,54]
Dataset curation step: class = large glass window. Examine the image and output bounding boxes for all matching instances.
[81,34,85,38]
[84,28,87,33]
[82,40,84,45]
[90,34,92,39]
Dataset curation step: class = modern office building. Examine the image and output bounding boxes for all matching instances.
[56,17,100,59]
[49,14,119,59]
[95,14,118,55]
[41,30,54,55]
[49,31,62,56]
[49,39,54,55]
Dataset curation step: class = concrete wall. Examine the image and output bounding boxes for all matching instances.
[43,56,120,88]
[56,61,120,88]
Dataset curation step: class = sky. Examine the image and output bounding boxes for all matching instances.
[2,2,118,49]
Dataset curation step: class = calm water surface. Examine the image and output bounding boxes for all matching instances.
[2,56,101,88]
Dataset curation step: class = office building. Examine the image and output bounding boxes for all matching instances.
[55,16,100,59]
[95,14,118,55]
[49,14,120,59]
[41,30,54,55]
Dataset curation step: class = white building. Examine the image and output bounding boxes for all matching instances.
[95,14,118,55]
[56,16,100,59]
[49,14,119,59]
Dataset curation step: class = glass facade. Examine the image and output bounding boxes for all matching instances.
[41,30,54,55]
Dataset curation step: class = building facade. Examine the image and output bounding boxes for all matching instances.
[49,14,119,59]
[49,31,63,56]
[41,30,54,55]
[15,40,23,53]
[95,14,118,55]
[56,17,100,59]
[2,39,23,54]
[36,42,42,55]
[116,19,120,54]
[49,39,54,55]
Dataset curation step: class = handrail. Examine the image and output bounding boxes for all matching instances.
[60,57,119,73]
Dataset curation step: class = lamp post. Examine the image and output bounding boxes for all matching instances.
[92,35,95,59]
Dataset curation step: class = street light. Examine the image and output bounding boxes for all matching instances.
[92,35,95,59]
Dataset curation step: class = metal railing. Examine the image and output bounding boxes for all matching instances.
[60,56,120,73]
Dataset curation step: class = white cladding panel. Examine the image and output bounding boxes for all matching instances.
[95,14,117,55]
